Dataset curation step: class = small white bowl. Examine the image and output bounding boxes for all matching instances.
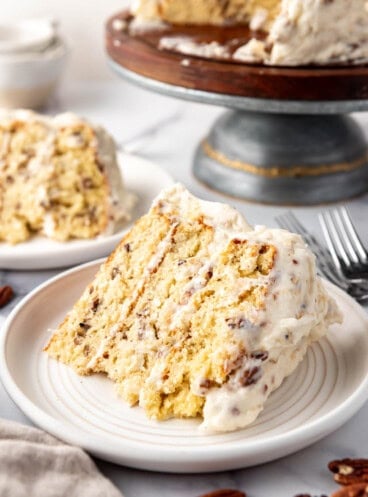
[0,19,56,55]
[0,37,68,109]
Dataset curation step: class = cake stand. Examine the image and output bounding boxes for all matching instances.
[106,12,368,205]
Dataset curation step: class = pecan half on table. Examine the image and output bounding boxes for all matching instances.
[331,483,368,497]
[329,459,368,485]
[294,494,328,497]
[198,490,246,497]
[0,285,14,308]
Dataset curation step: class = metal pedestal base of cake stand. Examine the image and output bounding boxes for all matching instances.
[109,60,368,205]
[195,110,368,205]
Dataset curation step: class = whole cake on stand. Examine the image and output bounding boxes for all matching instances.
[106,0,368,204]
[132,0,368,66]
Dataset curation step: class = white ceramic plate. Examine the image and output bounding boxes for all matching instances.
[1,261,368,473]
[0,153,174,270]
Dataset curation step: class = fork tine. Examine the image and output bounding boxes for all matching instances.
[277,212,304,235]
[319,212,344,272]
[277,213,312,244]
[324,211,351,268]
[286,212,309,236]
[320,211,368,286]
[333,209,360,264]
[275,214,293,233]
[340,207,368,263]
[282,212,321,252]
[279,213,348,287]
[278,212,368,297]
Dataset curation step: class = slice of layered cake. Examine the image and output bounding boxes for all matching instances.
[131,0,368,66]
[45,184,341,432]
[0,110,135,244]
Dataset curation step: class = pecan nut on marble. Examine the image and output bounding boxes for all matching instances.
[0,285,14,308]
[198,490,246,497]
[329,459,368,485]
[294,494,328,497]
[331,483,368,497]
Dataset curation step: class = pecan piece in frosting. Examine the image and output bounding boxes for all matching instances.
[240,366,260,387]
[91,297,100,313]
[329,459,368,486]
[250,350,269,361]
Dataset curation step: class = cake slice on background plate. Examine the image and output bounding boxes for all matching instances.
[0,110,135,244]
[45,184,341,433]
[131,0,368,66]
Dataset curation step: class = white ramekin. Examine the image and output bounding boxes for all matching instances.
[0,37,68,109]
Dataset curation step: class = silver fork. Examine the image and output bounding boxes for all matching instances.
[275,211,368,303]
[319,207,368,279]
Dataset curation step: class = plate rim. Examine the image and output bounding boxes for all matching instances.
[0,152,174,270]
[1,259,368,471]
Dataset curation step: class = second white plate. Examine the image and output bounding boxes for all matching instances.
[1,260,368,472]
[0,152,174,270]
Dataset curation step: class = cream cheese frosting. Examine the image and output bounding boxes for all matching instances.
[235,0,368,66]
[159,36,231,59]
[201,226,341,431]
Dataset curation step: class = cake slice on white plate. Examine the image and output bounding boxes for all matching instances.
[0,110,135,244]
[45,184,342,432]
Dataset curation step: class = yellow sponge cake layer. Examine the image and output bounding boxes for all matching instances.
[133,0,281,28]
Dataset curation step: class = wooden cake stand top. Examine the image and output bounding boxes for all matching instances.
[106,11,368,103]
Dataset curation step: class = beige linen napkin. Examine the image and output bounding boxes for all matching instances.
[0,419,123,497]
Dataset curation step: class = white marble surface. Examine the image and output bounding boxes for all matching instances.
[1,80,368,497]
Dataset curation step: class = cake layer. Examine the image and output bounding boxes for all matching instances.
[132,0,280,27]
[45,184,341,432]
[0,110,134,244]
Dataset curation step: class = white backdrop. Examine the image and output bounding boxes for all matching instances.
[2,0,130,81]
